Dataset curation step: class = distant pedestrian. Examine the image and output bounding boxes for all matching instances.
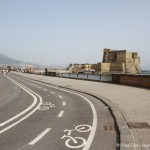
[45,68,48,76]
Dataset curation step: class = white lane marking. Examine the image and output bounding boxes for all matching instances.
[51,92,55,94]
[38,106,49,110]
[11,75,97,150]
[63,102,66,106]
[41,85,97,150]
[38,87,41,89]
[0,76,38,128]
[58,95,63,99]
[29,128,51,145]
[58,111,64,118]
[43,89,47,91]
[0,75,43,134]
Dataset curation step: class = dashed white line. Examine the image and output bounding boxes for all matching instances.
[58,95,63,99]
[44,85,97,150]
[58,111,64,118]
[51,92,55,95]
[63,102,66,106]
[29,128,51,145]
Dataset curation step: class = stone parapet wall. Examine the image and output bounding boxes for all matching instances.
[112,74,150,88]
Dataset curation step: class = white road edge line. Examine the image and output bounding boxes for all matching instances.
[58,95,63,99]
[0,75,43,134]
[63,102,66,106]
[0,76,38,128]
[29,128,51,145]
[58,111,64,118]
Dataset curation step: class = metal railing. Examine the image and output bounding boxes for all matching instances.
[58,73,112,82]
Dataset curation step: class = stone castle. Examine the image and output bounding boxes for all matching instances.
[99,48,141,74]
[68,48,141,74]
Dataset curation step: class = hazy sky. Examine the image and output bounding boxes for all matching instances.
[0,0,150,68]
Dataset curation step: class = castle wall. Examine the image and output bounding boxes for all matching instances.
[110,63,124,72]
[126,52,133,63]
[132,52,138,59]
[107,51,117,62]
[95,63,101,71]
[100,49,141,74]
[100,63,110,73]
[116,50,126,62]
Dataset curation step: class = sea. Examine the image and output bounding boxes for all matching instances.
[141,70,150,75]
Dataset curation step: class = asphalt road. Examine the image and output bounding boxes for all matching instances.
[0,73,117,150]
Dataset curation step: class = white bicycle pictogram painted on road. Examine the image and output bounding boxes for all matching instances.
[38,102,55,110]
[38,106,49,110]
[61,124,92,149]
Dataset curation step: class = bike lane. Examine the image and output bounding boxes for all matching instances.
[20,90,95,150]
[10,75,96,150]
[17,76,117,150]
[0,75,117,150]
[22,90,116,150]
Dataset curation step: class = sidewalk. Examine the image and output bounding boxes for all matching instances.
[11,72,150,150]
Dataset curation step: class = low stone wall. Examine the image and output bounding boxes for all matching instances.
[112,74,150,88]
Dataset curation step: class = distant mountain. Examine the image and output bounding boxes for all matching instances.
[0,53,22,65]
[0,53,41,68]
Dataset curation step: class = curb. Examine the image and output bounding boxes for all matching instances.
[11,72,138,150]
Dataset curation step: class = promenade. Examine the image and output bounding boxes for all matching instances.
[11,72,150,150]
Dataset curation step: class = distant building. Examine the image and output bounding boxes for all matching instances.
[69,63,96,73]
[98,49,141,74]
[25,64,34,73]
[69,64,82,73]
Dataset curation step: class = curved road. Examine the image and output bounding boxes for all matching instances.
[0,73,117,150]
